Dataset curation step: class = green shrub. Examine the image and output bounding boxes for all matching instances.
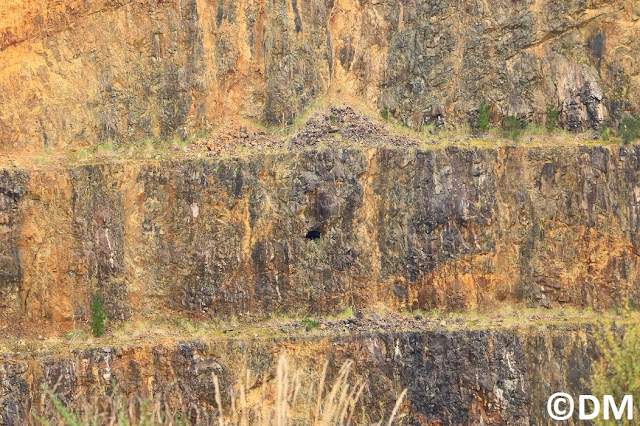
[599,126,613,141]
[301,318,319,331]
[590,307,640,424]
[89,292,107,337]
[380,105,389,121]
[546,103,559,131]
[476,102,490,131]
[503,115,526,141]
[619,116,640,145]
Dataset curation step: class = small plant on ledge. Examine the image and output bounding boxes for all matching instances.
[90,292,107,337]
[301,317,319,331]
[476,101,490,132]
[546,103,559,132]
[380,105,390,121]
[503,115,526,141]
[619,115,640,145]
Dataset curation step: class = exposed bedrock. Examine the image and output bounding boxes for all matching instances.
[0,0,638,148]
[0,325,596,425]
[1,145,640,327]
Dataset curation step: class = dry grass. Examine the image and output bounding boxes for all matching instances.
[35,354,407,426]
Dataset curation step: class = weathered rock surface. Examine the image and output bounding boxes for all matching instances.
[1,145,640,328]
[2,2,637,423]
[1,0,638,148]
[0,324,597,425]
[0,170,28,317]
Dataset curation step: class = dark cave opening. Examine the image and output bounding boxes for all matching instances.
[305,229,322,240]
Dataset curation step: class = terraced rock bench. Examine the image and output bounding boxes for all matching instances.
[1,144,638,423]
[0,311,599,424]
[1,145,639,329]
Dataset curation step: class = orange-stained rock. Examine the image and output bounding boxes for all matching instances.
[1,0,638,149]
[2,143,640,330]
[0,319,600,424]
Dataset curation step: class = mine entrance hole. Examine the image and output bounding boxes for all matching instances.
[305,229,322,240]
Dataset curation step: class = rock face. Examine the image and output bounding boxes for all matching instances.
[0,170,29,318]
[1,145,640,327]
[2,2,638,422]
[0,325,596,425]
[1,0,638,148]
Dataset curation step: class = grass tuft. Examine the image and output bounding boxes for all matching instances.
[546,103,559,132]
[503,115,526,141]
[36,353,407,425]
[301,318,319,331]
